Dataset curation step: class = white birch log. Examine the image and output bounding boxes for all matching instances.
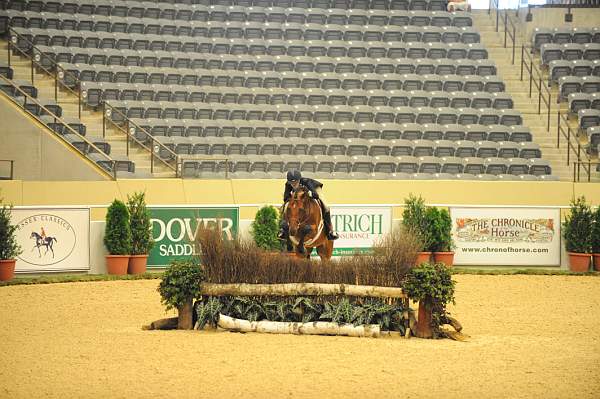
[217,314,380,338]
[201,283,406,299]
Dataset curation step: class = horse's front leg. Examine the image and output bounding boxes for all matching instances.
[296,225,312,255]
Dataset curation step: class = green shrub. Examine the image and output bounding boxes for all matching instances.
[562,196,593,253]
[0,200,22,260]
[104,199,132,255]
[591,206,600,254]
[402,194,433,251]
[403,262,456,334]
[427,207,454,252]
[127,192,154,255]
[158,259,205,311]
[250,205,280,250]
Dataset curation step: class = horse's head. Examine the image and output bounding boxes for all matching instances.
[286,187,312,237]
[30,232,37,239]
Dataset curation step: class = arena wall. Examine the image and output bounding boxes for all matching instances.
[0,95,108,181]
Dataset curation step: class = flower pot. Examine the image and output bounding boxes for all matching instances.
[433,252,454,267]
[106,255,130,275]
[0,259,16,281]
[593,254,600,272]
[567,252,591,273]
[128,255,148,275]
[416,252,432,265]
[416,299,433,339]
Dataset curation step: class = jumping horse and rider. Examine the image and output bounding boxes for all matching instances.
[278,170,339,260]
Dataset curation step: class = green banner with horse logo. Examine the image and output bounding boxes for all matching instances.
[147,207,239,267]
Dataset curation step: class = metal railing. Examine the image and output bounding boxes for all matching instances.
[0,160,15,180]
[489,0,500,31]
[0,74,117,180]
[489,1,518,65]
[520,46,552,132]
[101,102,180,176]
[556,110,595,182]
[6,27,178,178]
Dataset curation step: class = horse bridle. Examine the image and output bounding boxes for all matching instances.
[290,188,313,231]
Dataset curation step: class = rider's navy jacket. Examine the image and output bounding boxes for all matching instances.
[283,178,323,202]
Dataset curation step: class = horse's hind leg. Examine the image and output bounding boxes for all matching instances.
[317,240,334,261]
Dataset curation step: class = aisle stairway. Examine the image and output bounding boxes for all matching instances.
[472,9,599,182]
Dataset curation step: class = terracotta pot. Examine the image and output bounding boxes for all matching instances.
[416,252,432,265]
[433,252,454,267]
[128,255,148,275]
[0,259,16,281]
[567,252,591,273]
[593,254,600,272]
[416,299,433,339]
[106,255,130,275]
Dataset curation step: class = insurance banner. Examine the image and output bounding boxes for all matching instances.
[450,207,561,266]
[330,206,392,257]
[148,207,239,267]
[12,208,90,272]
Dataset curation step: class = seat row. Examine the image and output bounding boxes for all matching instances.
[549,59,600,85]
[568,92,600,115]
[128,119,533,142]
[578,109,600,131]
[3,1,463,24]
[177,154,552,176]
[1,10,480,42]
[12,27,490,59]
[532,27,600,52]
[540,43,600,66]
[34,45,497,76]
[106,100,523,125]
[59,63,505,93]
[81,82,514,110]
[154,135,542,160]
[558,76,600,102]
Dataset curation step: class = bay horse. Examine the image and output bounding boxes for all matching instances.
[30,232,57,258]
[284,186,334,260]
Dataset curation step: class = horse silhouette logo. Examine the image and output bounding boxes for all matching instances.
[30,230,58,258]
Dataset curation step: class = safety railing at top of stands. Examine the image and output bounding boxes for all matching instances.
[520,45,552,132]
[489,1,518,66]
[556,110,596,182]
[0,159,15,180]
[7,27,83,120]
[101,102,179,177]
[0,74,117,180]
[6,26,177,178]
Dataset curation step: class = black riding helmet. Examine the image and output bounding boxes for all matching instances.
[286,170,302,182]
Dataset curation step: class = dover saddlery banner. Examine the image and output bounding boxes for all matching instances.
[451,207,561,266]
[330,207,392,257]
[12,208,90,272]
[148,207,239,267]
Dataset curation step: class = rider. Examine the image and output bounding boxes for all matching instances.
[278,170,339,241]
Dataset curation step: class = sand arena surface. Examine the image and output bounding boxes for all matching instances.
[1,275,599,399]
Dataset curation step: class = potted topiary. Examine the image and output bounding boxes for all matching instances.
[562,196,593,272]
[127,192,154,275]
[158,259,205,330]
[104,199,132,275]
[0,200,22,281]
[591,205,600,271]
[250,205,281,252]
[428,207,455,267]
[402,194,434,265]
[403,262,456,339]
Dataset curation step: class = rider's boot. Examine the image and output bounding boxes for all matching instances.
[323,211,339,240]
[277,220,288,240]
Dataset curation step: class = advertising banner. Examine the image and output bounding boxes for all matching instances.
[330,207,392,257]
[12,208,90,272]
[451,207,561,266]
[148,207,239,267]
